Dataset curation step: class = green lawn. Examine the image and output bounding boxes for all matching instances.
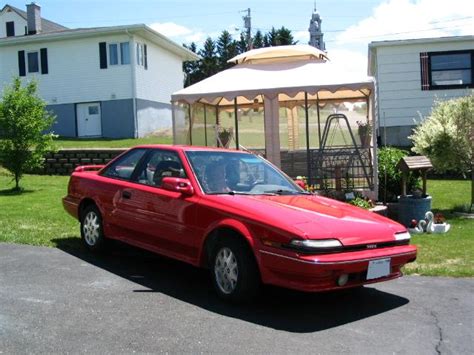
[404,179,473,277]
[0,170,472,276]
[53,136,172,149]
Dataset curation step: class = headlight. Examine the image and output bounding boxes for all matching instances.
[394,231,411,242]
[289,239,342,251]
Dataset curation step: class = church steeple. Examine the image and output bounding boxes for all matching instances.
[308,2,325,51]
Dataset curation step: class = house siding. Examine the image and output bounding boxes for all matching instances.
[134,35,185,103]
[46,103,76,137]
[371,38,474,146]
[101,99,135,138]
[0,10,26,37]
[136,98,172,137]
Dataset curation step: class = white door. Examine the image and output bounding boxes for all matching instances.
[77,103,102,137]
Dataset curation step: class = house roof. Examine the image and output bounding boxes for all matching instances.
[368,35,474,48]
[1,4,68,33]
[0,22,199,61]
[173,46,373,106]
[367,35,474,76]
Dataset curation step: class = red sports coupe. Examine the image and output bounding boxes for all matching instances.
[63,145,417,302]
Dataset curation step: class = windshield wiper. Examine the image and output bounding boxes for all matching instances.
[207,191,253,195]
[263,189,299,195]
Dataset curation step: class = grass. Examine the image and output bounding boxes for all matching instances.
[0,170,472,277]
[53,136,172,149]
[403,179,473,277]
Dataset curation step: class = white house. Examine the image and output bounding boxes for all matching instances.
[0,3,199,138]
[368,35,474,146]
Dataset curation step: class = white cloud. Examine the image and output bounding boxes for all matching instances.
[148,22,193,38]
[336,0,474,45]
[293,30,309,44]
[327,48,368,75]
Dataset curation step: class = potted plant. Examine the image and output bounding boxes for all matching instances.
[356,121,372,148]
[217,127,233,148]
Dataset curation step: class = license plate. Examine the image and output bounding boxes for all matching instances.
[366,258,391,280]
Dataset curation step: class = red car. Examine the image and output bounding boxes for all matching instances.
[63,145,417,302]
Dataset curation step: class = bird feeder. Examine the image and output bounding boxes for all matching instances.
[396,156,433,197]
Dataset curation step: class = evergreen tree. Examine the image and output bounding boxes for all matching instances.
[264,27,278,47]
[182,42,199,87]
[237,33,248,53]
[253,30,264,49]
[198,37,219,80]
[276,26,296,45]
[216,30,238,71]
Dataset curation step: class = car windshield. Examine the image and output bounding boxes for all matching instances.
[185,151,306,195]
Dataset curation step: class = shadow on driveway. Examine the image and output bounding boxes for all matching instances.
[53,237,409,333]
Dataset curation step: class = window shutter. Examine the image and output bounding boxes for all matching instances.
[6,21,15,37]
[99,42,107,69]
[18,50,26,76]
[144,44,148,70]
[40,48,48,74]
[420,52,430,91]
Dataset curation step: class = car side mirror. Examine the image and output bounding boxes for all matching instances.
[161,177,194,196]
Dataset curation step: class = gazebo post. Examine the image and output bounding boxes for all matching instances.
[203,103,208,146]
[263,95,281,167]
[304,92,311,185]
[316,94,321,146]
[234,98,239,149]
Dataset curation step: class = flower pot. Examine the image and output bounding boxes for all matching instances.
[397,195,432,227]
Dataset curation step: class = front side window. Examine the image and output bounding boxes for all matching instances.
[102,149,147,180]
[186,151,303,195]
[134,150,186,187]
[27,51,39,73]
[423,50,474,90]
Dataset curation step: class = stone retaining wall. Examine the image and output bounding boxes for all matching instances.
[44,149,126,175]
[41,148,307,176]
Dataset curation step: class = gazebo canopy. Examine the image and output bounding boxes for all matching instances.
[172,45,374,106]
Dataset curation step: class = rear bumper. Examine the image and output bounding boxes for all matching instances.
[62,196,80,220]
[258,245,417,292]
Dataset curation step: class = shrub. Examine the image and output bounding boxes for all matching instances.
[378,147,420,202]
[410,94,473,211]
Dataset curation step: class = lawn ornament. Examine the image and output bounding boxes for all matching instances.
[408,219,427,234]
[425,211,450,234]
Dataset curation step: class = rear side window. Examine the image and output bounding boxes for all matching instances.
[102,149,147,180]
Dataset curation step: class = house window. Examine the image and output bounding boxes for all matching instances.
[6,21,15,37]
[27,51,39,73]
[120,42,130,64]
[108,42,130,66]
[421,50,474,90]
[136,43,144,66]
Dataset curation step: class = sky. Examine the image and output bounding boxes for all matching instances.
[6,0,474,72]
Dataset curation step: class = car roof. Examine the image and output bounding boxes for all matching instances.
[133,144,254,154]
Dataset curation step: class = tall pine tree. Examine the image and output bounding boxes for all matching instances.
[253,30,264,49]
[216,30,238,71]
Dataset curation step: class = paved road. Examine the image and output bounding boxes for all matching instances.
[0,242,473,354]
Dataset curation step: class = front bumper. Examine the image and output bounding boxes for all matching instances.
[258,245,417,292]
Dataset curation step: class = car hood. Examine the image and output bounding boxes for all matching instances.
[207,194,405,245]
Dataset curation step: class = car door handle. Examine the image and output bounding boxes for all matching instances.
[122,191,132,199]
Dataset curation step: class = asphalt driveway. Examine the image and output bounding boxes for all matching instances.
[0,242,472,354]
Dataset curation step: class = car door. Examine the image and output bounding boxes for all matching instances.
[98,148,148,241]
[114,149,200,263]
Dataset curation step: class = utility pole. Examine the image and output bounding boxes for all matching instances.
[242,8,252,50]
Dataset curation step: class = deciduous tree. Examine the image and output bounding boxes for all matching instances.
[0,78,56,190]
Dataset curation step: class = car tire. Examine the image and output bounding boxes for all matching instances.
[211,236,260,303]
[80,205,106,252]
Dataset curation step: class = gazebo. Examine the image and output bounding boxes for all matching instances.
[171,45,378,198]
